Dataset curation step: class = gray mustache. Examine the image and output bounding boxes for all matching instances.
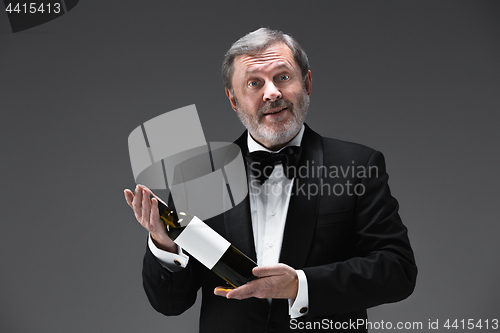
[259,100,293,114]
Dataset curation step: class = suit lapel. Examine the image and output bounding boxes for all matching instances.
[223,131,257,262]
[279,124,323,269]
[224,132,267,312]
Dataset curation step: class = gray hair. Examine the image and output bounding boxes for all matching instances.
[222,28,309,92]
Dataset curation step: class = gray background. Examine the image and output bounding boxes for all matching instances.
[1,1,499,332]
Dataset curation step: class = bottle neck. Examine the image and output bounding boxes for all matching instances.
[158,204,179,228]
[155,197,193,228]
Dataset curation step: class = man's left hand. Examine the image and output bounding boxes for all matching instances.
[214,263,298,300]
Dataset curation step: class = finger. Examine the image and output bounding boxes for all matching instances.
[142,185,164,206]
[253,264,287,278]
[226,282,258,300]
[131,185,143,221]
[150,198,164,233]
[214,287,234,297]
[151,197,159,220]
[124,189,134,207]
[141,188,151,227]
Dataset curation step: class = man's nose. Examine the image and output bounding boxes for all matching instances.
[263,82,282,102]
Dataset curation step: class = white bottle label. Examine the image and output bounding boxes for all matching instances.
[174,216,231,269]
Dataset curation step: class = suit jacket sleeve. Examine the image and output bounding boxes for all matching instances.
[142,243,201,316]
[302,150,417,318]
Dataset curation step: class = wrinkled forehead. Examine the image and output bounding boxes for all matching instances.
[233,43,297,76]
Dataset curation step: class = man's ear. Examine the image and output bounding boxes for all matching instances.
[304,70,312,96]
[225,88,238,112]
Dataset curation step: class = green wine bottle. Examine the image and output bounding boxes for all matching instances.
[156,198,257,288]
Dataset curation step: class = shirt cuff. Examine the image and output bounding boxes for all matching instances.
[148,234,189,272]
[288,269,309,318]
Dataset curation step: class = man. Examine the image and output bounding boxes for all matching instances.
[124,28,417,332]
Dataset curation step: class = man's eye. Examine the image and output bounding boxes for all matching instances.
[279,75,290,81]
[248,81,259,87]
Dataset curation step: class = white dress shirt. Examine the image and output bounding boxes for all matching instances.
[149,125,309,318]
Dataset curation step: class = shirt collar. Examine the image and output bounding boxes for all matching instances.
[247,124,305,153]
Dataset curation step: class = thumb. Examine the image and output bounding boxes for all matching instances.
[252,264,286,277]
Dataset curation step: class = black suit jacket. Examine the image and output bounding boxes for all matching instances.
[142,124,417,332]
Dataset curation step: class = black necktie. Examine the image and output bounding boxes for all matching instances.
[245,146,302,184]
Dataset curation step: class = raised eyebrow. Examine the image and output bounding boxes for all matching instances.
[245,63,292,76]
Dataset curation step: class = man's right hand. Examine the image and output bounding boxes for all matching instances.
[124,185,178,253]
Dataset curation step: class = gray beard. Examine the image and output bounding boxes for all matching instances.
[235,89,309,148]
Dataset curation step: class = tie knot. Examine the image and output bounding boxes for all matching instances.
[246,146,302,184]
